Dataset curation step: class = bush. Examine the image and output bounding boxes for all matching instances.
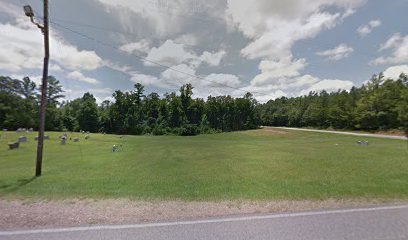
[200,127,221,134]
[152,125,167,135]
[178,124,199,136]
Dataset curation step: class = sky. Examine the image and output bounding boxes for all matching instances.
[0,0,407,103]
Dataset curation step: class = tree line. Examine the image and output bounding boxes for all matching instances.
[257,73,408,134]
[0,76,258,135]
[1,72,407,136]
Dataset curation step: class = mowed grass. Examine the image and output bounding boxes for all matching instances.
[0,129,407,201]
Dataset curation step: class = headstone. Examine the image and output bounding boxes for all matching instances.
[61,136,67,145]
[8,142,19,150]
[73,138,79,142]
[85,135,90,140]
[112,144,118,152]
[18,136,27,143]
[28,128,33,132]
[2,128,7,132]
[356,140,369,146]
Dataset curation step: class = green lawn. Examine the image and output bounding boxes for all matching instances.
[0,129,407,200]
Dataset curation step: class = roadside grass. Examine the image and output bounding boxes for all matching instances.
[0,129,407,201]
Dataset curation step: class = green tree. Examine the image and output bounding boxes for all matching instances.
[77,93,99,132]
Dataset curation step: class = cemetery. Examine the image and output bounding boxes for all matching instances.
[0,128,407,200]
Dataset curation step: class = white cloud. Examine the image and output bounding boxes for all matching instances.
[379,33,405,51]
[161,64,196,85]
[119,39,150,54]
[91,88,113,94]
[67,71,99,84]
[143,40,225,68]
[226,0,364,60]
[300,78,353,95]
[316,43,354,60]
[203,73,241,88]
[189,73,243,98]
[130,73,165,88]
[233,85,287,103]
[96,0,225,37]
[371,33,408,65]
[240,12,341,60]
[174,34,198,46]
[383,65,408,79]
[357,19,381,37]
[125,64,244,99]
[223,0,364,101]
[289,75,321,88]
[251,57,307,86]
[198,50,226,67]
[94,96,115,105]
[253,90,287,103]
[64,87,114,104]
[145,40,196,66]
[103,60,133,74]
[0,21,103,72]
[50,64,63,72]
[0,2,21,19]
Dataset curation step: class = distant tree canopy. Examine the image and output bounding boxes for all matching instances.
[257,73,408,134]
[95,83,259,135]
[0,72,407,136]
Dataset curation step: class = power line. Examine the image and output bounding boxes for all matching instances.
[48,17,205,51]
[49,20,276,98]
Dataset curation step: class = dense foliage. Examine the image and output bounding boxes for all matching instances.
[1,72,407,136]
[257,73,408,134]
[0,76,258,135]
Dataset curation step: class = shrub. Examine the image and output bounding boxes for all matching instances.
[178,124,199,136]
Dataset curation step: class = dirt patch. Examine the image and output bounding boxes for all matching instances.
[243,128,289,136]
[1,198,406,230]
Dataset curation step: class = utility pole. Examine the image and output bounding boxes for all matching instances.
[24,0,49,177]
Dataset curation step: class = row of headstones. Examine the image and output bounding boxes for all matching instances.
[8,135,50,150]
[60,134,91,145]
[15,128,34,133]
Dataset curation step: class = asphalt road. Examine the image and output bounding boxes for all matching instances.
[270,127,407,140]
[1,205,408,240]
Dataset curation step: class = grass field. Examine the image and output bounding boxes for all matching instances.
[0,129,407,200]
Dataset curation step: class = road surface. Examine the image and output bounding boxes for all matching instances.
[270,127,407,140]
[1,205,408,240]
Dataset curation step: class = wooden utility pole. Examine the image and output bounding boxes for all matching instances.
[35,0,49,177]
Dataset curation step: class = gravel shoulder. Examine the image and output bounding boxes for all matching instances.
[1,198,407,230]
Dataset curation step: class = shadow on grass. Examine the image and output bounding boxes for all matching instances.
[0,176,36,194]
